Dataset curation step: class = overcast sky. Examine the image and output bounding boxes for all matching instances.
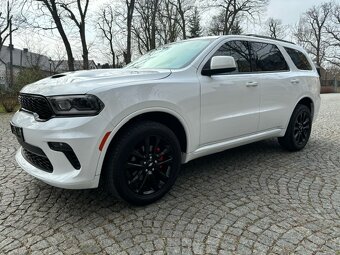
[14,0,339,64]
[266,0,333,25]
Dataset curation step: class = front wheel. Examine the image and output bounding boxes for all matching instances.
[278,104,312,151]
[102,121,182,206]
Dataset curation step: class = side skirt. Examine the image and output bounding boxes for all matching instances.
[183,128,282,163]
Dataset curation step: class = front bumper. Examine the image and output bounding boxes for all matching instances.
[11,110,112,189]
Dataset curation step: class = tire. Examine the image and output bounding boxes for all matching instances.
[278,104,312,151]
[102,121,182,206]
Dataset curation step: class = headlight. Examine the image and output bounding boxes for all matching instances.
[48,94,104,116]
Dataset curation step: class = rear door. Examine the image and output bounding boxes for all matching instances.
[249,41,294,131]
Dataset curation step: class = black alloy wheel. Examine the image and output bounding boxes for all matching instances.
[293,110,311,146]
[125,135,174,195]
[103,121,181,205]
[278,104,312,151]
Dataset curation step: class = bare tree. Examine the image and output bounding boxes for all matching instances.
[133,0,160,54]
[0,1,16,51]
[326,3,340,67]
[294,2,332,67]
[97,6,117,67]
[208,9,243,35]
[208,0,268,35]
[158,0,181,44]
[27,0,75,71]
[170,0,192,39]
[265,17,286,39]
[133,0,188,53]
[51,43,66,73]
[60,0,90,70]
[108,0,135,64]
[188,7,202,38]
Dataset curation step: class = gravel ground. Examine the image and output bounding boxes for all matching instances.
[0,94,339,255]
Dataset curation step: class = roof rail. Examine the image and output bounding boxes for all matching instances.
[244,34,295,45]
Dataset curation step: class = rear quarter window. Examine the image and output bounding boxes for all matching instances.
[284,47,312,70]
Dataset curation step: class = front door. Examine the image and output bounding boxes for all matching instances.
[199,40,261,145]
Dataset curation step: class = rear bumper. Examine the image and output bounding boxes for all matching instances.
[313,94,321,122]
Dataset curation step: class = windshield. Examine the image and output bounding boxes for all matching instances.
[126,39,215,69]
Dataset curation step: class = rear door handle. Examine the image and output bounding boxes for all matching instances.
[246,81,258,87]
[291,79,300,84]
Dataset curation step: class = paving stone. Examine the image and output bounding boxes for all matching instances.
[0,94,340,254]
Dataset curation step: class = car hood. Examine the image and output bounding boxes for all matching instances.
[20,68,171,96]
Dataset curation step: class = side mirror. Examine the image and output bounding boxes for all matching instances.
[202,56,237,76]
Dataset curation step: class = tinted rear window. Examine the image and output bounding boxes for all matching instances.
[251,42,289,72]
[285,47,312,70]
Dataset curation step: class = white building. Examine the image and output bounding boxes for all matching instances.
[0,45,98,89]
[0,46,51,89]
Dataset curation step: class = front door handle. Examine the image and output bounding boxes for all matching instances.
[246,81,258,87]
[291,79,300,84]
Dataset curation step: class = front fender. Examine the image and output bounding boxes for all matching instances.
[94,106,193,176]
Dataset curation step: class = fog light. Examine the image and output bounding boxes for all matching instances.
[48,142,81,170]
[48,142,72,151]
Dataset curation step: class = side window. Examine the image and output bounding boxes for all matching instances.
[204,40,251,73]
[251,42,289,72]
[284,47,312,70]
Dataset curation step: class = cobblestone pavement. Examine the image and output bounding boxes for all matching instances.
[1,94,340,255]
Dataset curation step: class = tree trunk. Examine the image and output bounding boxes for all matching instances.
[47,0,75,71]
[126,0,135,64]
[178,0,186,39]
[55,18,74,71]
[80,25,89,69]
[110,44,115,68]
[150,0,159,50]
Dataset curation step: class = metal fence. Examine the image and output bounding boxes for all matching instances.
[320,79,340,93]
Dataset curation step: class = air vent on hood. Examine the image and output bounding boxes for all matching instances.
[51,74,66,79]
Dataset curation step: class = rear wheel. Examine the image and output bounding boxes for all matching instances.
[103,121,181,205]
[278,104,312,151]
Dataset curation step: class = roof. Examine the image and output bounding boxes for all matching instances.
[0,45,51,71]
[244,34,295,45]
[183,35,305,52]
[214,34,307,52]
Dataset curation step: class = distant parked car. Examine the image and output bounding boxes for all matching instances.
[11,35,320,205]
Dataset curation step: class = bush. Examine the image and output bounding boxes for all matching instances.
[0,67,46,113]
[15,68,46,90]
[0,89,18,113]
[1,96,17,112]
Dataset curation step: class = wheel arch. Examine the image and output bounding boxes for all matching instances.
[296,96,314,120]
[280,96,315,138]
[96,108,190,177]
[108,111,188,153]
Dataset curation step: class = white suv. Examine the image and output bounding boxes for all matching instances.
[11,35,320,205]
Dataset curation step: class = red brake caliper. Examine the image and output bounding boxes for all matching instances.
[155,147,164,170]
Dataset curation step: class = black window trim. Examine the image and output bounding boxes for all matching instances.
[249,41,290,73]
[200,39,291,76]
[200,39,253,76]
[284,46,313,71]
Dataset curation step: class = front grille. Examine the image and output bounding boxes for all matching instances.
[19,94,53,120]
[22,148,53,173]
